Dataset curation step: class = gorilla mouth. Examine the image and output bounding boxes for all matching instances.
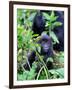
[44,46,49,50]
[44,47,49,49]
[43,47,49,51]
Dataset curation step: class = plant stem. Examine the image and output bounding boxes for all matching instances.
[49,22,52,37]
[36,51,49,79]
[37,66,44,80]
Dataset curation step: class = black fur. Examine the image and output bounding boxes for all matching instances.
[32,11,45,35]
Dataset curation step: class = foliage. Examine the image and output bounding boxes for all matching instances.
[43,11,62,44]
[49,68,64,79]
[17,9,64,81]
[17,63,37,80]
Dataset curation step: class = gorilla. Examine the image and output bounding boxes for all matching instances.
[32,11,64,51]
[32,11,45,35]
[23,34,54,71]
[53,11,64,51]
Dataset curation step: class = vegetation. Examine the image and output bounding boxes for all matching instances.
[17,9,64,80]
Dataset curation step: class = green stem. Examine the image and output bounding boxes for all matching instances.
[49,22,52,37]
[37,65,48,80]
[36,51,49,79]
[37,66,44,80]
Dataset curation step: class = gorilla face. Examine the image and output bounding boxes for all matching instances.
[41,38,51,53]
[39,34,53,54]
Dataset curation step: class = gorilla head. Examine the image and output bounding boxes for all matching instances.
[39,33,53,57]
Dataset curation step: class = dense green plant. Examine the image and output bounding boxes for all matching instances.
[17,63,37,80]
[43,11,62,44]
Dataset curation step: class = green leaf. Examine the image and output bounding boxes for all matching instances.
[28,12,36,21]
[27,64,37,80]
[17,71,29,80]
[37,45,41,53]
[53,22,62,27]
[17,25,24,35]
[51,11,55,18]
[45,22,50,27]
[50,31,59,44]
[50,11,58,22]
[59,57,64,63]
[47,57,53,63]
[56,68,64,78]
[49,68,64,79]
[32,34,39,38]
[43,12,50,20]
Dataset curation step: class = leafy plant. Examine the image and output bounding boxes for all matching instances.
[43,11,62,44]
[17,63,37,80]
[49,68,64,79]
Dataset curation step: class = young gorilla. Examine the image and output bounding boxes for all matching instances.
[23,34,54,71]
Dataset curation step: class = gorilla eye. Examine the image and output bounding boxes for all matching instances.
[41,40,48,44]
[42,41,45,44]
[43,39,48,42]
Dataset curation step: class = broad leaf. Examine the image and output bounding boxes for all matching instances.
[43,13,50,20]
[28,12,36,21]
[50,11,59,22]
[53,22,62,27]
[50,31,59,44]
